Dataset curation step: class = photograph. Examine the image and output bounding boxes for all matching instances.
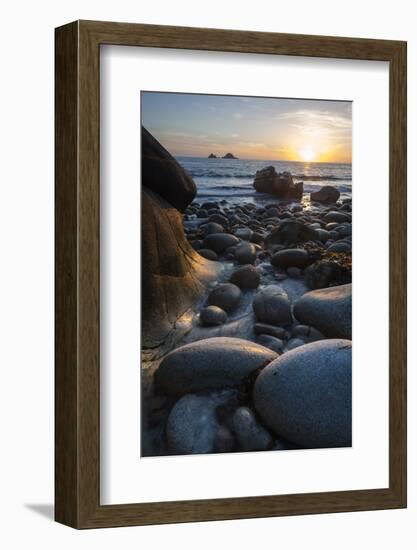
[141,91,353,457]
[0,0,410,539]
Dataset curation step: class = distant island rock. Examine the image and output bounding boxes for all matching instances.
[222,153,238,159]
[208,153,217,158]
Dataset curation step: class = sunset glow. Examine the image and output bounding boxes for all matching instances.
[299,147,316,162]
[142,92,352,163]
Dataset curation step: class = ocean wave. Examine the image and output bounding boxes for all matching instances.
[188,171,350,182]
[293,174,349,181]
[196,191,256,198]
[197,187,351,197]
[200,184,250,190]
[303,184,352,193]
[188,171,254,178]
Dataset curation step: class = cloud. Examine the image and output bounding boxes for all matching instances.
[237,141,268,149]
[159,130,192,138]
[233,113,243,119]
[275,109,351,133]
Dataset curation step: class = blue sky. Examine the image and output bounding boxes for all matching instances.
[141,91,352,162]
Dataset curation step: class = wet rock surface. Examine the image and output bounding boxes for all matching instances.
[294,283,352,339]
[203,233,239,253]
[230,265,261,289]
[208,283,242,312]
[155,337,278,397]
[167,390,237,455]
[233,406,274,451]
[254,339,352,448]
[199,305,227,326]
[252,286,292,326]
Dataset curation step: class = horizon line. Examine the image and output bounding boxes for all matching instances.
[173,154,352,165]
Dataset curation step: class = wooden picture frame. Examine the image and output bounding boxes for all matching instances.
[55,20,407,528]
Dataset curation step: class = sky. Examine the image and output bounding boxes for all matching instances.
[141,92,352,163]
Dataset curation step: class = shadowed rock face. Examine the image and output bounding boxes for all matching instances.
[142,129,221,349]
[142,127,196,213]
[310,185,340,204]
[253,166,303,200]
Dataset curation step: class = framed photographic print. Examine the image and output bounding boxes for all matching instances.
[55,20,407,528]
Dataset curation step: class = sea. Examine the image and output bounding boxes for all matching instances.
[176,156,352,206]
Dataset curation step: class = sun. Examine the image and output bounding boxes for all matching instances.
[299,147,316,162]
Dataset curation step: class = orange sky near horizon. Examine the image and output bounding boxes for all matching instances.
[142,92,352,164]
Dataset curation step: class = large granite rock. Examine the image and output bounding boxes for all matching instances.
[142,188,220,348]
[142,126,196,212]
[253,339,352,448]
[293,283,352,338]
[142,129,221,349]
[155,337,277,396]
[253,167,303,199]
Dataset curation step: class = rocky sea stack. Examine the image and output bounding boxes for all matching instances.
[223,152,238,159]
[253,166,303,199]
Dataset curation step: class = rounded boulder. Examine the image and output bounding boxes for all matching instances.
[253,339,352,448]
[294,283,352,339]
[233,407,273,452]
[230,265,261,289]
[200,222,224,236]
[198,248,218,261]
[203,233,239,253]
[252,285,292,326]
[200,305,227,326]
[271,248,309,269]
[155,337,278,396]
[234,242,256,264]
[327,241,352,253]
[167,391,233,454]
[208,283,242,312]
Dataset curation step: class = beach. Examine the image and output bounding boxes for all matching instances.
[141,128,352,457]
